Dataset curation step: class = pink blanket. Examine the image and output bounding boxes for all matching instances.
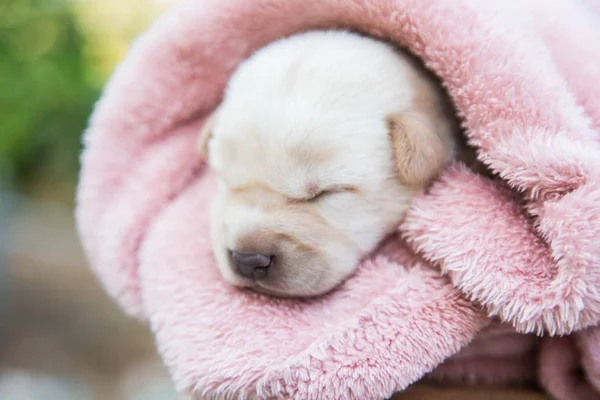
[75,0,600,399]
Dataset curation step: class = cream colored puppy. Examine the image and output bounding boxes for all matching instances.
[198,31,457,297]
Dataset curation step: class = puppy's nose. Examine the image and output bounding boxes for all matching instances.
[230,250,273,280]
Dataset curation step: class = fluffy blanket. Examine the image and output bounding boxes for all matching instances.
[75,0,600,399]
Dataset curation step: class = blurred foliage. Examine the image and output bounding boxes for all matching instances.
[0,0,98,188]
[72,0,173,86]
[0,0,173,197]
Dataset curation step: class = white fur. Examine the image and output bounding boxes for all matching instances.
[203,31,454,297]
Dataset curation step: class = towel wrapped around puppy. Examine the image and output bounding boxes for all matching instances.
[76,0,600,399]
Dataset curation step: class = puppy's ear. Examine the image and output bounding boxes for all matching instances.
[197,110,219,163]
[388,110,454,186]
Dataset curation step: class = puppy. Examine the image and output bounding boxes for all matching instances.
[198,31,458,297]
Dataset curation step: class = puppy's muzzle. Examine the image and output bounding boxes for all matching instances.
[230,250,273,280]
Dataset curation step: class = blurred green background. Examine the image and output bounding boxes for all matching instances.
[1,0,172,201]
[0,1,186,399]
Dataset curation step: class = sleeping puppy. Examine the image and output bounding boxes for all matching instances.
[197,31,458,297]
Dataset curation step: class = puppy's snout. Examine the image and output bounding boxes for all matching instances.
[230,250,273,280]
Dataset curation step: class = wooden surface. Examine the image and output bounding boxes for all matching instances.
[393,385,548,400]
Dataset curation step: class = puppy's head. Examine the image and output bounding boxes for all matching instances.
[198,31,455,297]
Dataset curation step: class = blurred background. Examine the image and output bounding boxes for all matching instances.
[0,0,185,399]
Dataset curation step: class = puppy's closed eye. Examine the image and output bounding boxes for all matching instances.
[289,185,358,204]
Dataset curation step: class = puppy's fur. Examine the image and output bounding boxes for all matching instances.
[198,31,458,297]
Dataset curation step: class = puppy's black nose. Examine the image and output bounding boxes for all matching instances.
[230,250,272,280]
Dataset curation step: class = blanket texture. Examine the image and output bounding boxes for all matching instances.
[76,0,600,399]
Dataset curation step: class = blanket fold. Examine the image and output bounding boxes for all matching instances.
[76,0,600,399]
